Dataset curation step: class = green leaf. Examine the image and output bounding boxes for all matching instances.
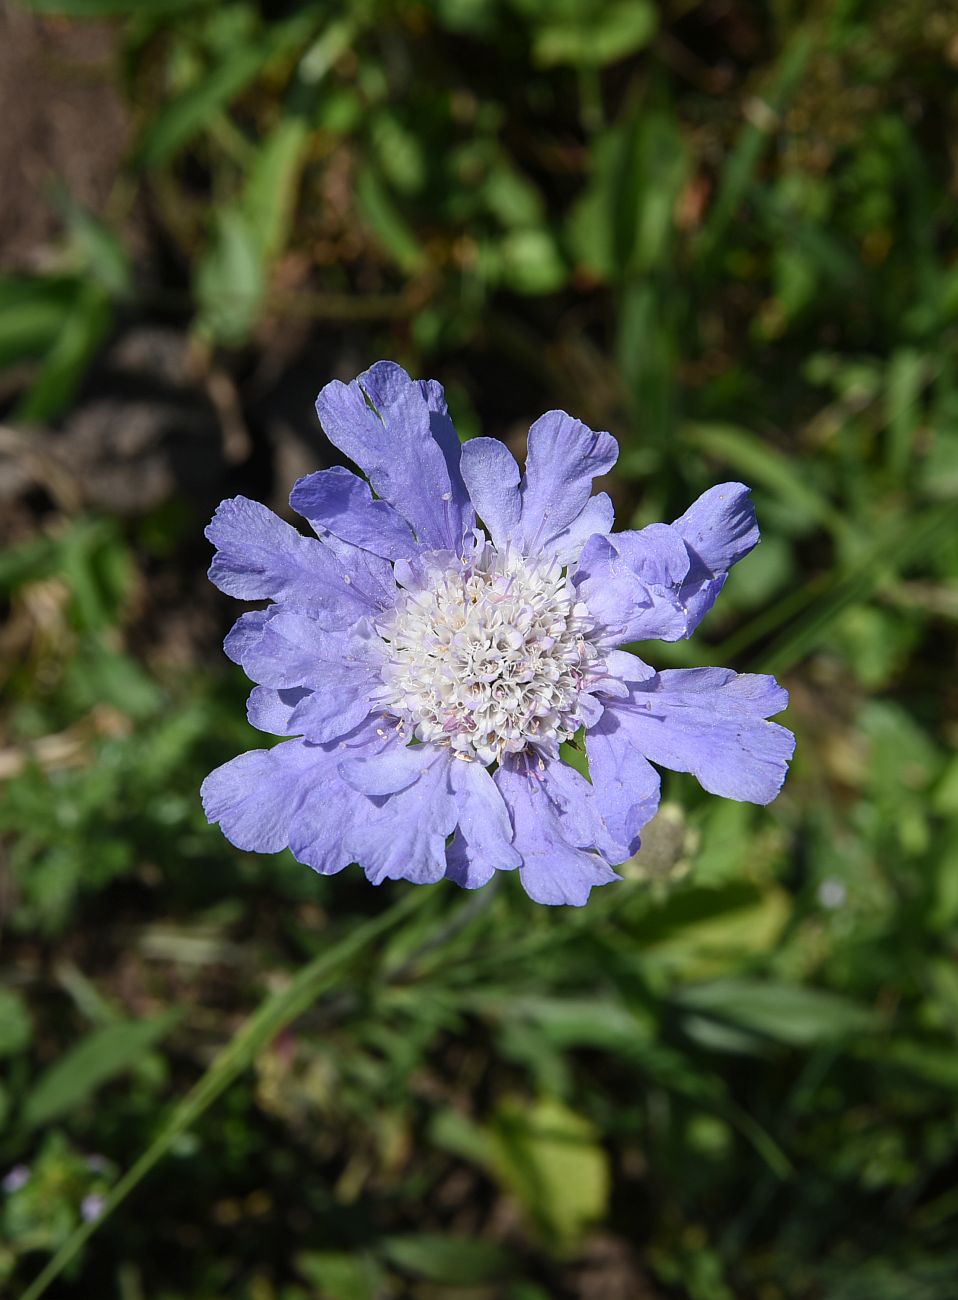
[569,109,687,280]
[356,165,426,274]
[296,1251,385,1300]
[0,276,77,369]
[381,1234,515,1284]
[428,1107,494,1169]
[371,111,428,196]
[135,12,316,168]
[299,18,358,84]
[885,348,926,478]
[20,890,425,1300]
[23,1012,179,1130]
[475,993,649,1056]
[484,160,545,229]
[500,228,567,295]
[60,199,133,300]
[698,27,814,254]
[919,427,958,500]
[673,980,878,1049]
[66,647,165,722]
[14,282,111,425]
[434,0,498,36]
[0,989,32,1057]
[883,1038,958,1090]
[632,881,791,978]
[491,1097,609,1248]
[533,0,657,67]
[682,421,845,538]
[758,501,958,675]
[243,118,310,262]
[195,210,266,346]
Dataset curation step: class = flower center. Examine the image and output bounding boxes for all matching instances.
[373,542,601,765]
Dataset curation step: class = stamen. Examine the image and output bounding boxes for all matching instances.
[371,539,604,764]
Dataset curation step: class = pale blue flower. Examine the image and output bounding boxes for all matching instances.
[2,1165,30,1194]
[202,362,793,905]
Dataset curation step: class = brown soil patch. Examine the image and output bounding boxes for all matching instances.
[0,4,128,270]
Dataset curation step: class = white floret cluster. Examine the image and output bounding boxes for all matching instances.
[374,541,602,765]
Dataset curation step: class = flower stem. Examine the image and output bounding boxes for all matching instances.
[21,885,434,1300]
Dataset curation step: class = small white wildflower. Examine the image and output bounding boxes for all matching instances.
[818,879,847,910]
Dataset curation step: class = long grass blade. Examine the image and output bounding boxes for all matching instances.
[21,888,426,1300]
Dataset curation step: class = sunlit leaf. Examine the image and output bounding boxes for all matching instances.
[23,1012,180,1130]
[381,1235,515,1284]
[491,1097,610,1248]
[0,990,32,1058]
[532,0,656,67]
[673,980,878,1049]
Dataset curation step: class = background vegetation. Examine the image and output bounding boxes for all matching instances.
[2,1,958,1296]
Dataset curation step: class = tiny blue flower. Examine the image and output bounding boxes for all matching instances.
[2,1165,30,1194]
[80,1193,106,1222]
[202,362,794,906]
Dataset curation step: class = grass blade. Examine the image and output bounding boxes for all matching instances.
[21,888,426,1300]
[758,502,958,675]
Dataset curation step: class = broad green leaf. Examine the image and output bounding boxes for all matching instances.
[484,160,545,229]
[919,427,958,500]
[371,111,427,196]
[195,210,266,346]
[243,118,310,261]
[14,282,111,425]
[632,881,790,978]
[933,756,958,817]
[0,521,115,594]
[0,989,32,1057]
[878,1038,958,1091]
[473,993,650,1056]
[491,1097,609,1248]
[428,1107,494,1169]
[673,980,878,1048]
[23,1012,180,1130]
[381,1234,515,1284]
[60,199,133,300]
[356,165,426,274]
[66,647,165,721]
[533,0,656,67]
[434,0,497,35]
[569,110,687,280]
[300,17,358,84]
[296,1251,385,1300]
[0,277,77,369]
[500,228,567,295]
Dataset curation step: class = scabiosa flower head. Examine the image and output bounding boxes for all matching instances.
[202,362,794,906]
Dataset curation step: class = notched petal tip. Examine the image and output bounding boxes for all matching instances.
[495,758,624,907]
[314,363,475,555]
[673,481,760,572]
[604,666,795,808]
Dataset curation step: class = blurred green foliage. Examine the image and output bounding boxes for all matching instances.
[1,0,958,1297]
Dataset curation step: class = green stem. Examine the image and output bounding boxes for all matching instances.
[21,886,428,1300]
